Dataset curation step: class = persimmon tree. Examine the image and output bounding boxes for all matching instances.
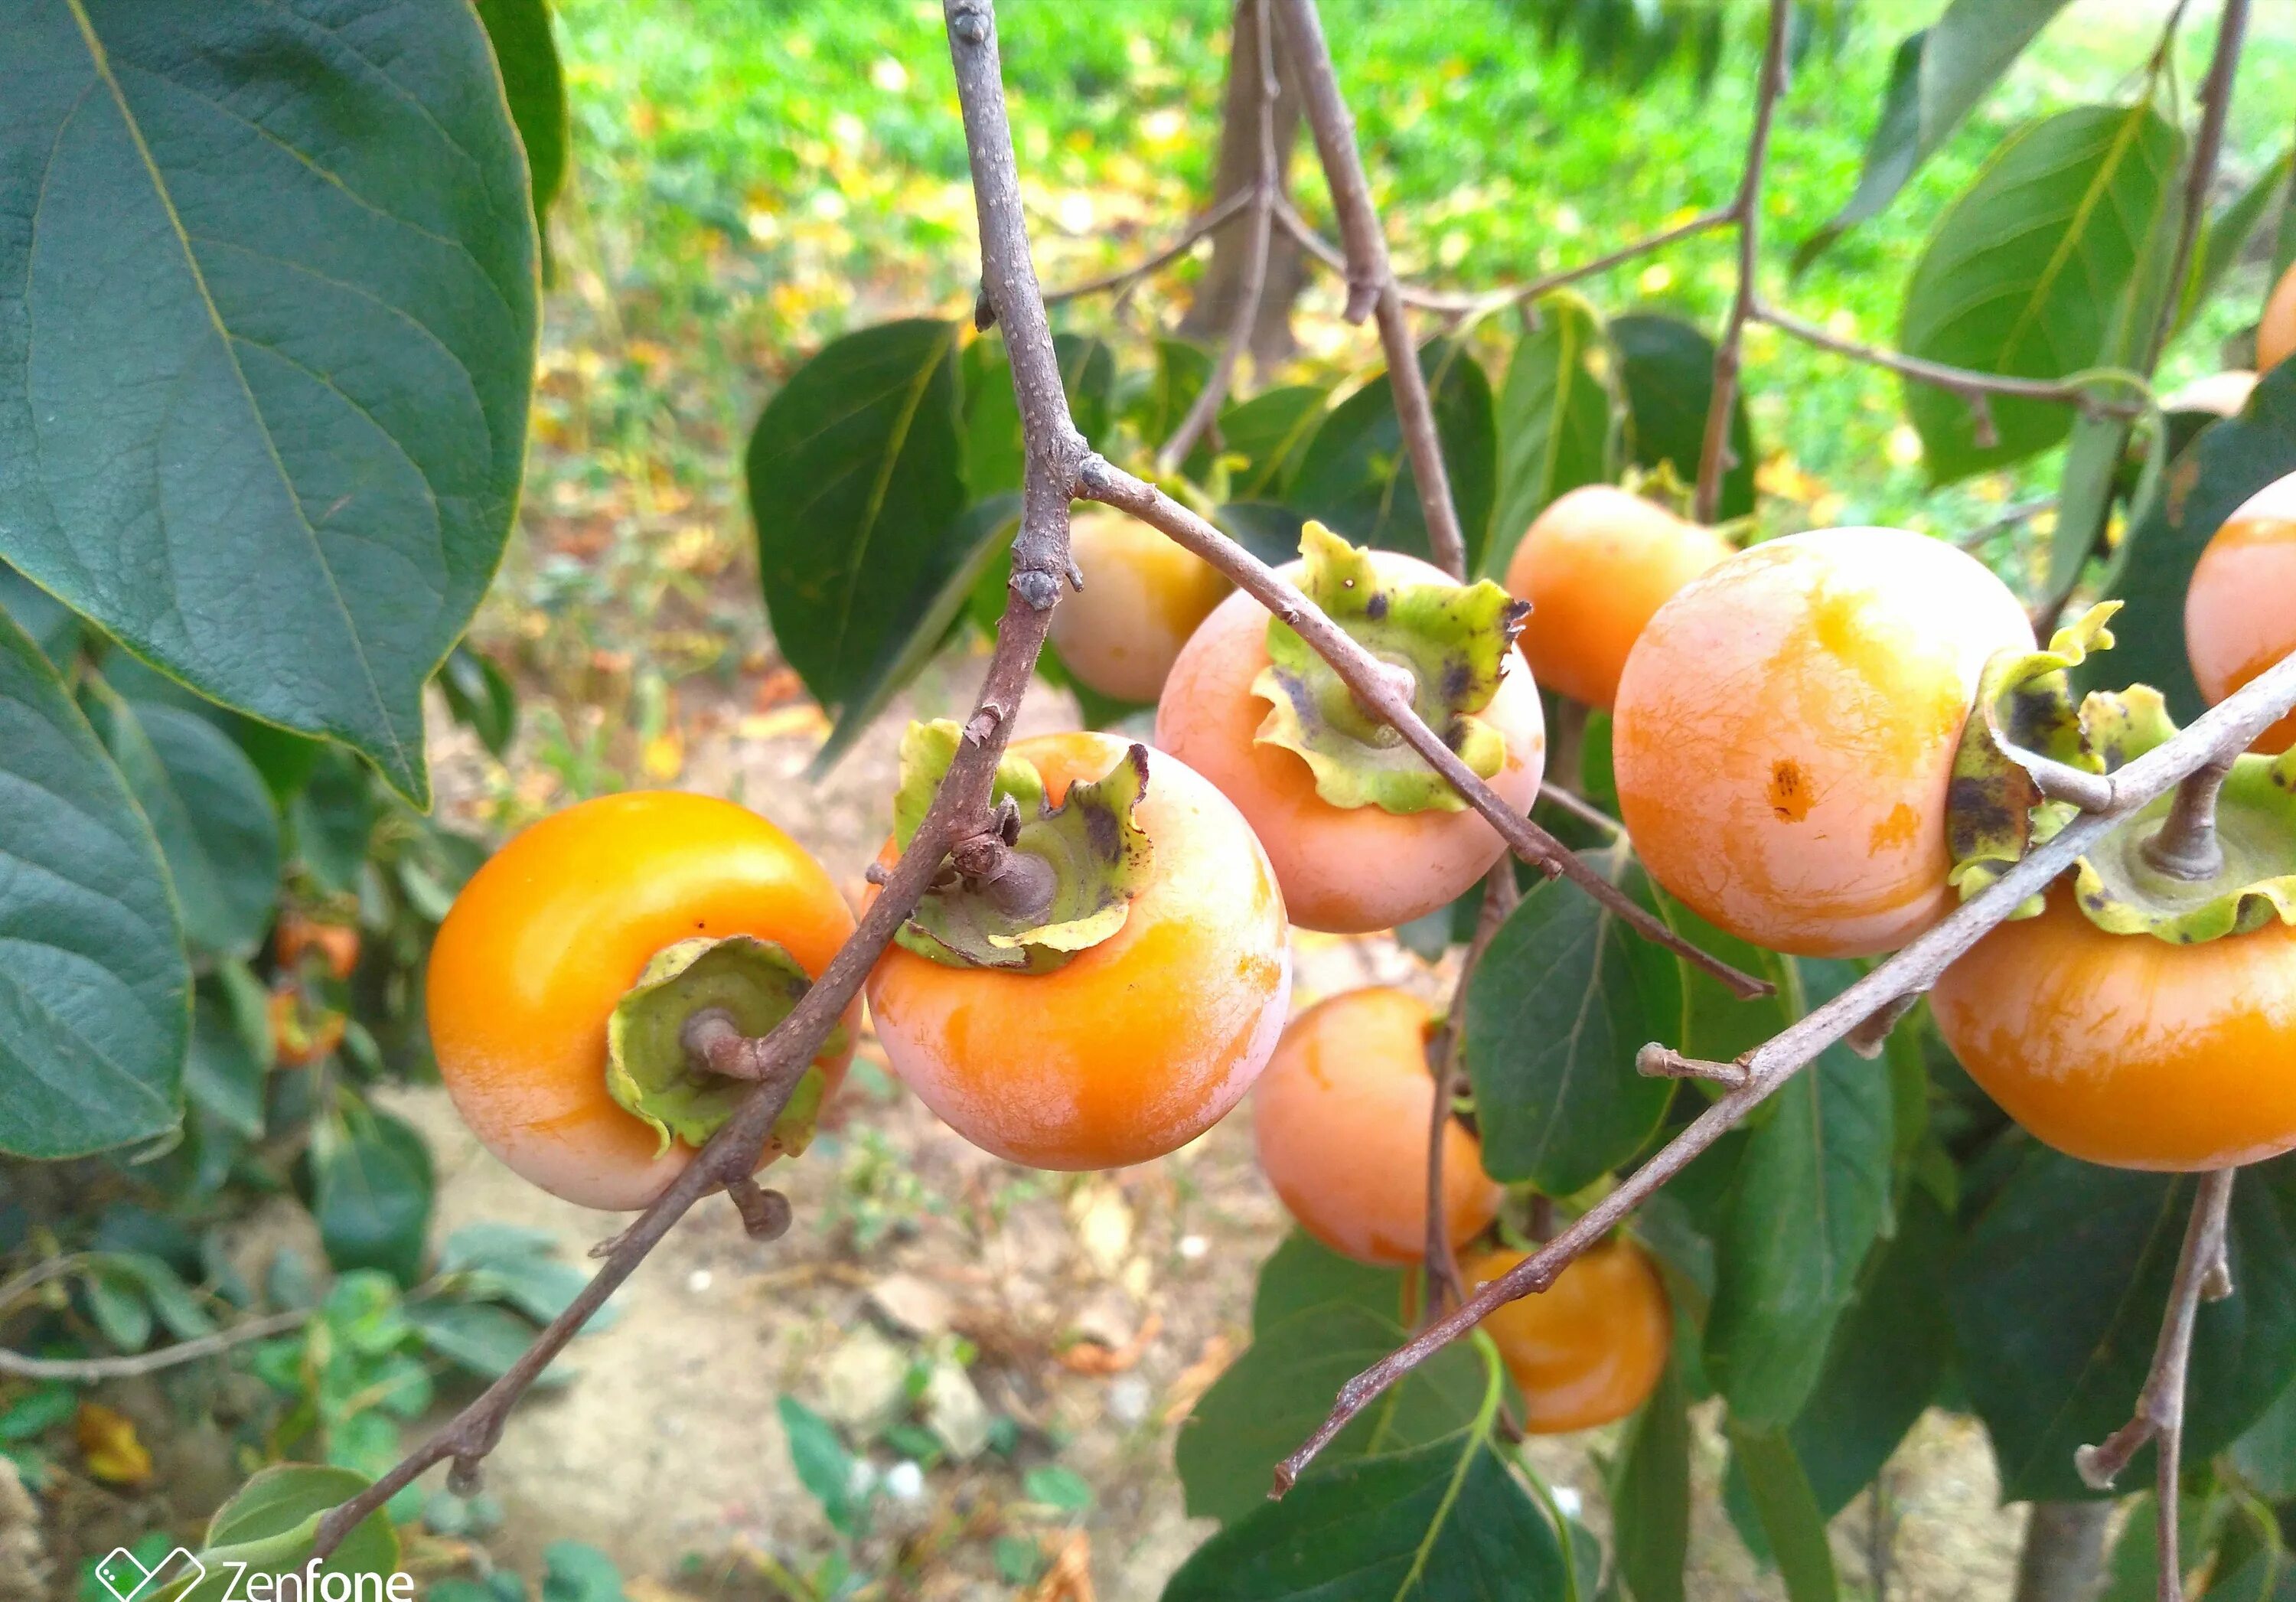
[5,0,2296,1599]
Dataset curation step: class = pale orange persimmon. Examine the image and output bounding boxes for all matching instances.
[1932,886,2296,1170]
[2187,471,2296,755]
[1502,485,1734,710]
[427,792,858,1211]
[1463,1241,1671,1434]
[865,732,1290,1170]
[1048,509,1231,703]
[2261,259,2296,374]
[1613,527,2033,958]
[1155,553,1546,935]
[1251,988,1502,1268]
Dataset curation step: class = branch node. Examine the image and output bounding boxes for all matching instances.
[1968,393,2001,451]
[726,1177,794,1242]
[1013,567,1062,611]
[1845,992,1921,1058]
[446,1456,484,1497]
[972,285,996,331]
[948,0,990,47]
[1636,1045,1750,1088]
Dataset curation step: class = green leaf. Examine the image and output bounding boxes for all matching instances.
[88,688,280,959]
[1610,1358,1691,1602]
[2232,1372,2296,1500]
[0,609,188,1159]
[1729,1427,1840,1602]
[541,1543,623,1602]
[0,563,79,667]
[1612,313,1755,521]
[1290,341,1498,571]
[1,0,539,803]
[1704,964,1893,1430]
[475,0,569,237]
[1176,1303,1487,1525]
[1951,1149,2296,1500]
[437,645,519,760]
[406,1301,569,1387]
[1463,854,1681,1195]
[1795,0,2075,270]
[287,748,382,898]
[1652,886,1793,1072]
[2179,146,2294,334]
[0,1384,76,1443]
[1900,103,2183,483]
[748,319,967,716]
[181,1463,397,1602]
[778,1395,866,1538]
[1136,338,1217,478]
[1023,1465,1094,1514]
[1221,385,1328,501]
[1488,293,1616,579]
[82,1263,154,1352]
[961,332,1114,498]
[310,1107,435,1287]
[1251,1232,1412,1332]
[1214,501,1311,570]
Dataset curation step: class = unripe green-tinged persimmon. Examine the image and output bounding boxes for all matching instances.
[1932,886,2296,1170]
[2187,471,2296,755]
[1157,527,1546,934]
[866,729,1290,1170]
[1251,988,1502,1267]
[1613,527,2033,958]
[1463,1241,1671,1434]
[1049,509,1231,703]
[428,792,858,1211]
[2262,259,2296,374]
[1502,485,1734,710]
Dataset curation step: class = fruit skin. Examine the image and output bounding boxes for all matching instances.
[1252,988,1502,1267]
[2262,259,2296,374]
[1048,510,1231,703]
[1156,550,1547,934]
[1463,1241,1671,1434]
[1502,485,1735,710]
[2161,370,2258,418]
[1613,527,2033,958]
[866,732,1290,1170]
[1932,886,2296,1170]
[427,791,858,1211]
[2186,471,2296,755]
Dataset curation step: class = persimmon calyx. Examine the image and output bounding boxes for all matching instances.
[1254,521,1528,814]
[891,719,1153,973]
[605,935,839,1157]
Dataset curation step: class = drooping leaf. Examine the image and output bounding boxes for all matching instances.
[1488,292,1616,579]
[1,0,540,802]
[1290,341,1498,571]
[1900,103,2183,483]
[475,0,570,237]
[1463,854,1681,1195]
[1729,1427,1840,1602]
[0,610,188,1158]
[1135,337,1218,479]
[1611,1357,1691,1602]
[310,1107,436,1287]
[1611,314,1754,521]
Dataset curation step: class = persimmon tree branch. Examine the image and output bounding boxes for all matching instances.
[0,1310,310,1381]
[1042,187,1253,308]
[1750,303,2152,423]
[1274,646,2296,1492]
[2144,0,2249,373]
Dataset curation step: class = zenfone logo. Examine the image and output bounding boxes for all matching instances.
[93,1546,206,1602]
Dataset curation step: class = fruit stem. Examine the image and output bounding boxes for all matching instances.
[2141,755,2236,882]
[949,830,1058,921]
[683,1007,768,1081]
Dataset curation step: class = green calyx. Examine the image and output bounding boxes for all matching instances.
[890,719,1154,974]
[605,935,841,1157]
[1252,521,1528,814]
[1946,602,2296,942]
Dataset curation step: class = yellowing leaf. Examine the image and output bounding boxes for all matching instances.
[77,1402,153,1486]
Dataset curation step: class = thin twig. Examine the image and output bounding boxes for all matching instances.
[2143,0,2249,374]
[1753,303,2151,419]
[1538,782,1626,838]
[1693,0,1793,525]
[1273,648,2296,1493]
[0,1310,309,1381]
[1042,188,1252,307]
[1422,866,1518,1318]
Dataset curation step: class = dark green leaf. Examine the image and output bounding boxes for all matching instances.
[1612,314,1754,520]
[183,979,263,1137]
[1950,1149,2296,1500]
[1,0,539,803]
[438,645,519,760]
[288,748,382,898]
[1463,853,1681,1195]
[1176,1303,1486,1525]
[82,1264,153,1352]
[0,563,77,667]
[475,0,569,235]
[1730,1427,1840,1602]
[438,1222,559,1273]
[1213,501,1311,570]
[967,332,1115,498]
[1251,1231,1411,1332]
[1900,104,2183,482]
[311,1108,435,1286]
[1652,886,1793,1072]
[1221,386,1328,501]
[0,611,188,1159]
[748,319,967,715]
[0,1384,75,1443]
[183,1463,396,1601]
[1137,338,1217,478]
[1489,293,1615,579]
[407,1301,569,1387]
[1610,1357,1690,1602]
[1290,341,1498,570]
[2232,1374,2296,1499]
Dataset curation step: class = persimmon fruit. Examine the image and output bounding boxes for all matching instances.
[1463,1240,1671,1434]
[2186,471,2296,755]
[1251,987,1502,1268]
[1048,509,1231,703]
[1502,485,1734,710]
[427,791,858,1211]
[2262,259,2296,374]
[1613,527,2033,958]
[865,730,1290,1170]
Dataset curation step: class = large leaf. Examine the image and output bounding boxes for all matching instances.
[1221,385,1328,501]
[749,318,968,717]
[184,975,267,1139]
[1611,314,1754,521]
[1463,854,1681,1196]
[0,609,187,1157]
[0,562,78,666]
[476,0,569,236]
[1796,0,2075,270]
[1251,1231,1412,1332]
[1,0,539,802]
[1704,964,1893,1430]
[1290,342,1498,571]
[1653,886,1793,1072]
[1488,293,1615,579]
[960,331,1114,501]
[1900,103,2183,483]
[310,1106,436,1287]
[1610,1358,1691,1602]
[1176,1303,1486,1525]
[181,1463,396,1602]
[1730,1427,1840,1602]
[2178,146,2293,334]
[1951,1149,2296,1501]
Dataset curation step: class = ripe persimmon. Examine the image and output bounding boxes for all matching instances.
[2262,259,2296,374]
[1157,525,1546,934]
[1049,509,1231,703]
[428,791,858,1211]
[1251,987,1502,1268]
[1932,885,2296,1170]
[1502,485,1734,710]
[1462,1240,1671,1434]
[1613,527,2033,958]
[865,729,1290,1170]
[2186,471,2296,755]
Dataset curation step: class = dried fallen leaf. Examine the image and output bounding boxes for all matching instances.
[1159,1334,1235,1427]
[1026,1531,1094,1602]
[75,1403,152,1486]
[1056,1311,1162,1376]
